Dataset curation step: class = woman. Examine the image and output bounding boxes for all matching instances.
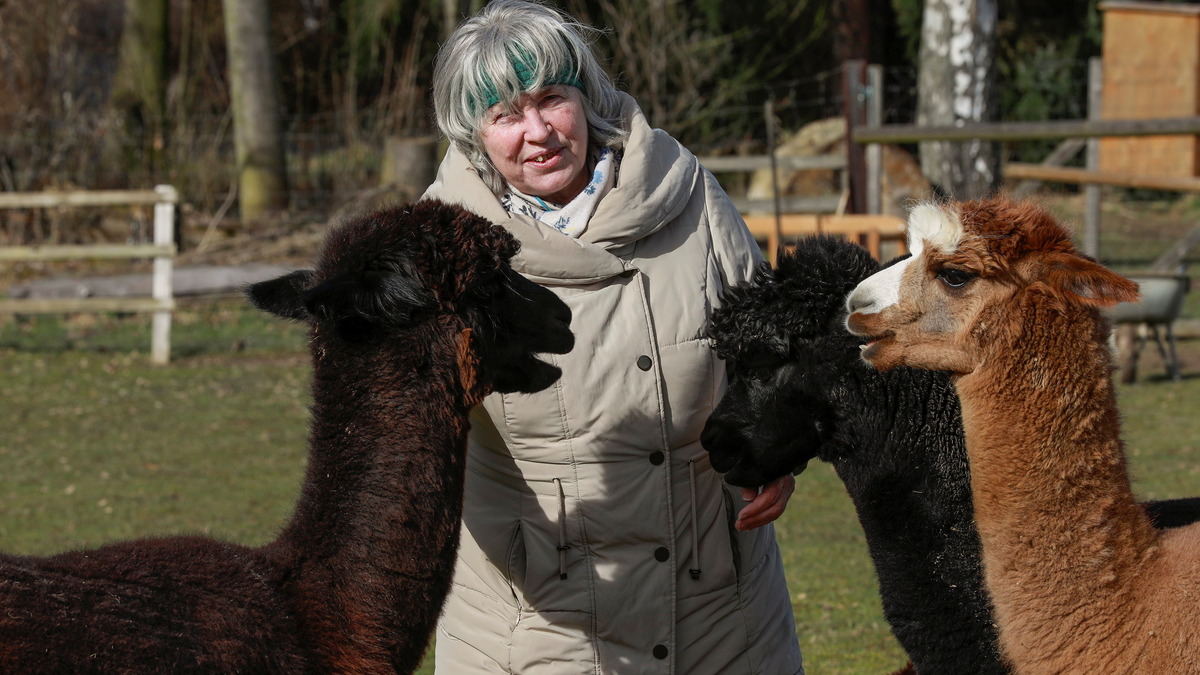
[422,1,804,673]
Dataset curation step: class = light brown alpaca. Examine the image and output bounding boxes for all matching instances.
[844,197,1200,674]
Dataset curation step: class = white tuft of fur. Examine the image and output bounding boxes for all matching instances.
[844,202,963,318]
[905,202,963,256]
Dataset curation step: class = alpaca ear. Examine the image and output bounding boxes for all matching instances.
[1037,253,1141,307]
[302,269,437,337]
[246,270,317,321]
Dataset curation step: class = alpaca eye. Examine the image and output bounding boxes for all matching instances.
[937,268,975,289]
[752,368,775,383]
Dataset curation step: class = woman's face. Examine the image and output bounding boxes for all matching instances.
[480,85,590,205]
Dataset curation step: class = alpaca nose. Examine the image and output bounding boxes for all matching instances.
[845,256,910,317]
[845,287,869,315]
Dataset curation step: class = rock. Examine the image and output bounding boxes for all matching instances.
[748,117,931,216]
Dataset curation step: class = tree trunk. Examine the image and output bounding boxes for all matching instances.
[916,0,999,200]
[109,0,168,181]
[380,136,438,198]
[222,0,288,221]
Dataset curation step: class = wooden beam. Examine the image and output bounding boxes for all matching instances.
[0,244,177,261]
[731,195,844,215]
[0,189,178,209]
[1012,138,1087,199]
[1003,163,1200,192]
[0,297,174,314]
[743,213,907,261]
[698,154,846,173]
[852,116,1200,144]
[1150,223,1200,272]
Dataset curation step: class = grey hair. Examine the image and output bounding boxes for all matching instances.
[432,0,629,195]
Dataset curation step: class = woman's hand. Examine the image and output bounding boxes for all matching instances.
[734,474,796,531]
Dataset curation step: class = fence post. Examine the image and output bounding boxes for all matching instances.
[151,184,176,365]
[842,59,867,214]
[1085,57,1103,258]
[764,98,783,264]
[866,64,884,215]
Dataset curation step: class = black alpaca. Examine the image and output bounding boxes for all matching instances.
[0,200,573,674]
[701,235,1200,674]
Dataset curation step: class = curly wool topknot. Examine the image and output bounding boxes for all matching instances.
[708,235,881,363]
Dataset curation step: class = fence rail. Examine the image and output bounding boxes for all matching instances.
[1003,163,1200,193]
[845,58,1200,266]
[698,150,852,262]
[0,189,180,209]
[0,244,177,261]
[0,185,179,364]
[851,115,1200,144]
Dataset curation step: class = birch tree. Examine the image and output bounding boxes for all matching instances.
[222,0,288,220]
[916,0,999,199]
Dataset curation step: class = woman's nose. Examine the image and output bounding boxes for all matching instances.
[522,110,552,140]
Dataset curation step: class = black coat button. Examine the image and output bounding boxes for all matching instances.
[636,355,652,370]
[653,644,669,659]
[648,451,664,465]
[654,546,670,562]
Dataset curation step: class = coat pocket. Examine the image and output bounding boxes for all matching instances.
[511,489,590,613]
[506,520,527,597]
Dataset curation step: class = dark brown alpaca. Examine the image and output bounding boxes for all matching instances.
[0,200,573,674]
[846,198,1200,674]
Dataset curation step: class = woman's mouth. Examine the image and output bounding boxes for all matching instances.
[526,148,562,165]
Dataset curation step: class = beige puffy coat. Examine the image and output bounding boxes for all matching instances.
[422,94,803,675]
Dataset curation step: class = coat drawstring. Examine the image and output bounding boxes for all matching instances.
[687,459,702,580]
[553,477,570,580]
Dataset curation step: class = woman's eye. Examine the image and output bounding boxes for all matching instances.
[486,107,515,125]
[937,268,974,288]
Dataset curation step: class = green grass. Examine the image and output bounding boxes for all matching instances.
[1,304,1198,673]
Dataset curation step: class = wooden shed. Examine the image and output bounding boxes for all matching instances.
[1100,1,1200,177]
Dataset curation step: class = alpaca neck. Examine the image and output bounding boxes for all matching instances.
[276,336,472,562]
[261,333,477,670]
[838,371,1004,671]
[279,355,472,556]
[954,300,1159,628]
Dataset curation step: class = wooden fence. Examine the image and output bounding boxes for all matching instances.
[848,57,1200,263]
[741,213,907,262]
[695,64,902,264]
[0,185,179,364]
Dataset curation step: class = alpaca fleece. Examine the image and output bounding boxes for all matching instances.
[0,200,573,674]
[706,234,1200,674]
[847,198,1200,674]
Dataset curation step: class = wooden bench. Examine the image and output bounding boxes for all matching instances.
[742,213,908,263]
